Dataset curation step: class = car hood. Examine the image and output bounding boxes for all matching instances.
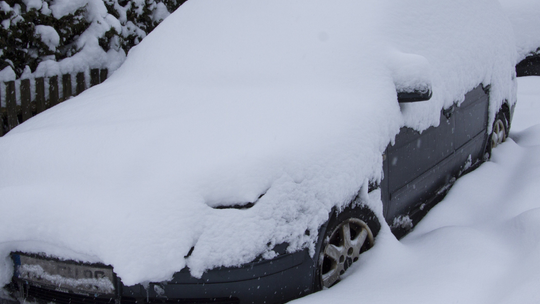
[0,0,516,286]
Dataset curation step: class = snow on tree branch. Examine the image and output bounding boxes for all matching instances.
[0,0,186,82]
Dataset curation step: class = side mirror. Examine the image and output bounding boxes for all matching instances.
[397,87,432,103]
[389,51,433,103]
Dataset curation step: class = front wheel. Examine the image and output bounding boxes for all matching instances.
[317,206,379,289]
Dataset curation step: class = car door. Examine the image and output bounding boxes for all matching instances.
[380,84,490,229]
[382,107,454,225]
[452,85,489,170]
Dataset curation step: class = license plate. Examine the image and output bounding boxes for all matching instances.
[15,254,116,296]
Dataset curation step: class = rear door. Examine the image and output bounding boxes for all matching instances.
[453,85,489,170]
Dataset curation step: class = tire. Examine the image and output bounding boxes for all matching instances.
[486,111,508,157]
[316,205,380,289]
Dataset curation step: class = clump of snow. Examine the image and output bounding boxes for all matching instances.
[21,0,42,10]
[49,0,89,19]
[389,51,432,94]
[152,2,169,22]
[40,1,52,15]
[153,284,165,296]
[34,25,60,51]
[463,154,473,172]
[0,67,16,106]
[391,215,413,231]
[499,0,540,62]
[0,0,517,288]
[0,66,15,82]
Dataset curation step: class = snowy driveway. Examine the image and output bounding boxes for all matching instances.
[292,76,540,303]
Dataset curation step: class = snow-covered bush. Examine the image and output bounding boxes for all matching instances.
[0,0,186,82]
[0,0,89,78]
[103,0,185,52]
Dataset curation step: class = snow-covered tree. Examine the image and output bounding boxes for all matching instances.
[104,0,186,53]
[0,1,89,77]
[0,0,185,81]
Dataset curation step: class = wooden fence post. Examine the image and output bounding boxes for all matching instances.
[90,69,100,87]
[5,81,18,131]
[76,72,85,95]
[100,69,108,83]
[1,68,110,136]
[35,78,45,114]
[20,79,32,122]
[49,76,59,107]
[62,74,72,101]
[0,85,4,136]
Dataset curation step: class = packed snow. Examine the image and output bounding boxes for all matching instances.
[292,76,540,304]
[0,0,517,290]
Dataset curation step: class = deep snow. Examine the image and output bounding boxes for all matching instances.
[292,76,540,304]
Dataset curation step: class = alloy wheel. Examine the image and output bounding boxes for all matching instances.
[320,218,374,288]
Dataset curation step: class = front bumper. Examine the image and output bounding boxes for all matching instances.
[5,249,317,304]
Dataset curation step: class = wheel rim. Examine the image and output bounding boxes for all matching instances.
[320,218,374,288]
[491,118,506,148]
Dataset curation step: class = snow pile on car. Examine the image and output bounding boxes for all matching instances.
[499,0,540,61]
[0,0,516,287]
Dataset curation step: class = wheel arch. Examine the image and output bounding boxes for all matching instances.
[311,202,381,291]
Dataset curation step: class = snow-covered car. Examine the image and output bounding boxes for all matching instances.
[0,0,518,304]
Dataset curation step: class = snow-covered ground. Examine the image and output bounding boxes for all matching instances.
[293,75,540,304]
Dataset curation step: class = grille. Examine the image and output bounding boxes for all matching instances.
[25,286,116,304]
[121,297,240,304]
[23,286,239,304]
